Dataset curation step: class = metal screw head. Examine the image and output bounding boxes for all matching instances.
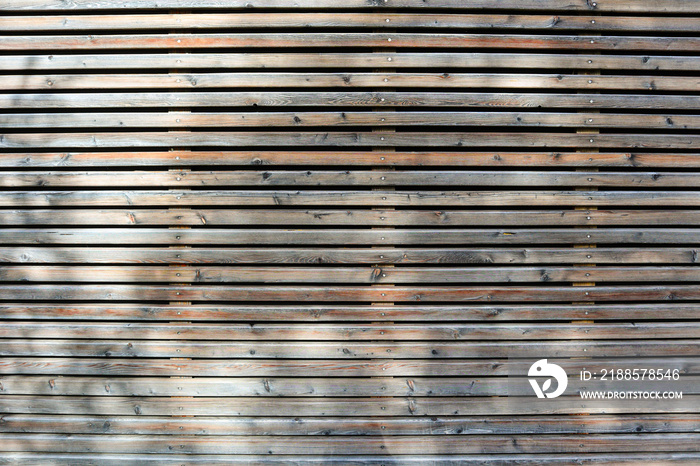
[387,57,392,62]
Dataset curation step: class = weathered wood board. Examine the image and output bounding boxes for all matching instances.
[0,0,699,464]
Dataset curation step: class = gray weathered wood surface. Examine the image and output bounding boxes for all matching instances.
[1,1,698,464]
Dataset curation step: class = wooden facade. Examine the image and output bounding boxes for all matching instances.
[0,0,699,464]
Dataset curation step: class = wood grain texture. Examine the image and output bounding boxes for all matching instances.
[5,92,699,109]
[2,246,696,264]
[1,4,698,463]
[5,33,700,51]
[0,433,699,454]
[0,453,699,465]
[0,284,697,301]
[1,209,697,226]
[1,414,697,435]
[1,228,696,245]
[0,0,697,12]
[3,73,698,91]
[0,395,697,416]
[1,265,699,283]
[3,13,700,32]
[2,303,699,321]
[1,151,700,167]
[1,340,698,358]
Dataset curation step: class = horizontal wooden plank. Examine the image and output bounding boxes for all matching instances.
[3,52,696,71]
[0,395,697,416]
[2,321,697,340]
[2,339,698,358]
[0,0,696,13]
[5,33,700,52]
[3,13,700,33]
[1,189,699,207]
[2,247,696,264]
[1,413,698,435]
[2,265,699,283]
[5,112,700,130]
[0,433,699,455]
[8,375,699,397]
[2,170,700,187]
[1,151,698,168]
[2,303,699,322]
[1,453,699,466]
[0,229,697,245]
[6,358,697,377]
[3,73,698,91]
[4,132,700,150]
[1,209,696,226]
[0,284,695,302]
[5,92,699,109]
[2,452,700,466]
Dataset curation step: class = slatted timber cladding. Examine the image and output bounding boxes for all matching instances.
[0,0,699,464]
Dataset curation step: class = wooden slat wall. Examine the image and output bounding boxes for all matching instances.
[0,0,699,464]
